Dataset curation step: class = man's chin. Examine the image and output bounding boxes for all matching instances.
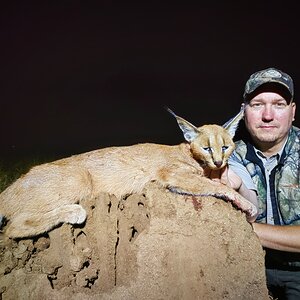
[254,134,278,144]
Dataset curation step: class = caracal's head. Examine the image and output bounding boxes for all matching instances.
[167,106,244,170]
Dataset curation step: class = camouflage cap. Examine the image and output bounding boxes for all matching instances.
[243,67,294,102]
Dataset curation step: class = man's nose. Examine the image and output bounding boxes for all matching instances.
[262,106,274,121]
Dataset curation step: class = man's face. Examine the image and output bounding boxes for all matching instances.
[244,92,296,149]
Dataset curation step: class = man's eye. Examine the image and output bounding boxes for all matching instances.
[276,102,286,108]
[251,103,262,108]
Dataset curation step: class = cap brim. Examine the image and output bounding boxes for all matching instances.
[244,81,293,102]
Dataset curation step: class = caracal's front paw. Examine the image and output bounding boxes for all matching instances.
[63,204,87,225]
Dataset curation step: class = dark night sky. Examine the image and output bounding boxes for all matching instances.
[1,2,300,162]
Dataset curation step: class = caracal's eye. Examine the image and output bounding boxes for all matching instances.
[222,146,229,152]
[203,147,212,153]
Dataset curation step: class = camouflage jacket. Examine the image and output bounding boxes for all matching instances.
[232,126,300,225]
[231,126,300,268]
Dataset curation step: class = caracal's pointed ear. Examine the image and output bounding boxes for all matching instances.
[222,104,245,138]
[166,107,199,143]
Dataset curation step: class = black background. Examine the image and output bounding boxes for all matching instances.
[1,2,300,162]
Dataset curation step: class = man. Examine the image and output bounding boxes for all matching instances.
[227,67,300,299]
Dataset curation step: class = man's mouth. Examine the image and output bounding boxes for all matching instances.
[258,125,277,129]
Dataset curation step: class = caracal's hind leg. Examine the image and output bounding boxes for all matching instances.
[160,169,257,220]
[5,204,87,239]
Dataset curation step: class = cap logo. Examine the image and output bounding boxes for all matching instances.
[261,69,282,78]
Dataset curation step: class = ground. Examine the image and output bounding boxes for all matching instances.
[0,182,269,300]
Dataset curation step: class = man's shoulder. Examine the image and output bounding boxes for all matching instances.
[229,139,248,162]
[287,126,300,145]
[284,126,300,154]
[292,125,300,135]
[234,139,247,150]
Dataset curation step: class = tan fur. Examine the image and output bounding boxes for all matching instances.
[0,108,257,239]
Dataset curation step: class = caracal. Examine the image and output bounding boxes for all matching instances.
[0,107,257,239]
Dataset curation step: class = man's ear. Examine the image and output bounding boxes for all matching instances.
[291,102,296,122]
[222,105,245,138]
[166,107,199,143]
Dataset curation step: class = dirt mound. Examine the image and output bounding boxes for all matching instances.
[0,182,269,299]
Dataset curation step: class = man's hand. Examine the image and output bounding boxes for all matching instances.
[204,166,242,191]
[204,165,258,222]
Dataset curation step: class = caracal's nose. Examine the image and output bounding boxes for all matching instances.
[214,161,223,168]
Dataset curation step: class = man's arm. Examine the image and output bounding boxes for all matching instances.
[207,166,258,222]
[236,181,258,221]
[227,155,300,252]
[252,223,300,252]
